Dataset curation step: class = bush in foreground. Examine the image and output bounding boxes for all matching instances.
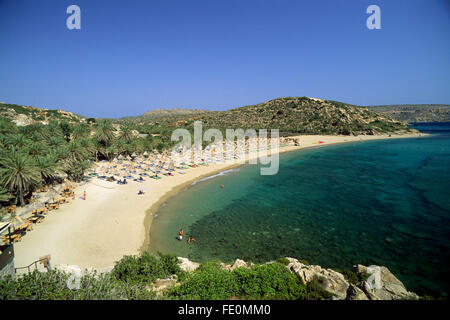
[0,252,334,300]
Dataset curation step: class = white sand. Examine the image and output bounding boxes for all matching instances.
[13,133,424,270]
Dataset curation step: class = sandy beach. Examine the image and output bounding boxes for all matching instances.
[13,133,424,270]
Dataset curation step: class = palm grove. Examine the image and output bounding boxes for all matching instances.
[0,117,175,211]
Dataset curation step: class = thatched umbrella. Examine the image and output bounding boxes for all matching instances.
[30,200,45,212]
[12,215,25,231]
[48,188,60,202]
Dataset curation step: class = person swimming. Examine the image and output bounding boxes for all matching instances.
[178,229,183,241]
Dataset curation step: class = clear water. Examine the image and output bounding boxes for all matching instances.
[149,123,450,296]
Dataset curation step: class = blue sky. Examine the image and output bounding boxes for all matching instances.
[0,0,449,118]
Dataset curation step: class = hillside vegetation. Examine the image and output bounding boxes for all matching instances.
[367,104,450,123]
[0,103,83,126]
[121,108,207,121]
[0,251,434,300]
[194,97,411,135]
[0,252,341,300]
[1,98,413,136]
[123,97,412,136]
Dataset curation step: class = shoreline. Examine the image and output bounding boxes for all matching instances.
[141,132,427,257]
[13,133,426,270]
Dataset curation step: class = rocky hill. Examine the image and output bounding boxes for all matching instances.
[367,104,450,123]
[0,98,417,136]
[0,102,83,126]
[192,97,412,135]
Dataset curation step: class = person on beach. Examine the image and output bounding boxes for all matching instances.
[178,229,183,241]
[83,191,86,200]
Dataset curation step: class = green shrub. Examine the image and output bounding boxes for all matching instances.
[0,270,73,300]
[338,269,359,284]
[158,251,187,281]
[165,261,239,300]
[233,262,306,300]
[276,257,290,265]
[337,269,370,285]
[111,251,180,284]
[0,269,157,300]
[302,276,335,300]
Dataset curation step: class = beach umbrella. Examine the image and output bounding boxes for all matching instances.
[12,215,24,229]
[52,184,63,193]
[38,196,52,204]
[48,188,59,202]
[118,155,124,160]
[30,200,45,212]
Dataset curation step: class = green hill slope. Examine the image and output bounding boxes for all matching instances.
[193,97,411,135]
[367,104,450,123]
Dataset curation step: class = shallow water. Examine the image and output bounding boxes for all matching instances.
[149,124,450,296]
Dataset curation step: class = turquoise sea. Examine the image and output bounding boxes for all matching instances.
[149,123,450,296]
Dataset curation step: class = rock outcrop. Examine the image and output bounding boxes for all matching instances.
[352,264,419,300]
[221,259,251,271]
[177,257,200,272]
[286,257,349,299]
[346,284,369,300]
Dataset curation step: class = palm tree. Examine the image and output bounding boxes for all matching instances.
[112,139,127,155]
[0,187,13,204]
[65,140,89,162]
[118,123,134,142]
[6,134,30,150]
[64,159,91,182]
[28,132,44,144]
[105,146,118,161]
[0,118,17,135]
[79,138,96,158]
[35,155,60,184]
[94,120,116,148]
[43,120,63,140]
[0,148,41,206]
[72,123,91,140]
[48,136,65,149]
[59,120,73,142]
[25,142,46,158]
